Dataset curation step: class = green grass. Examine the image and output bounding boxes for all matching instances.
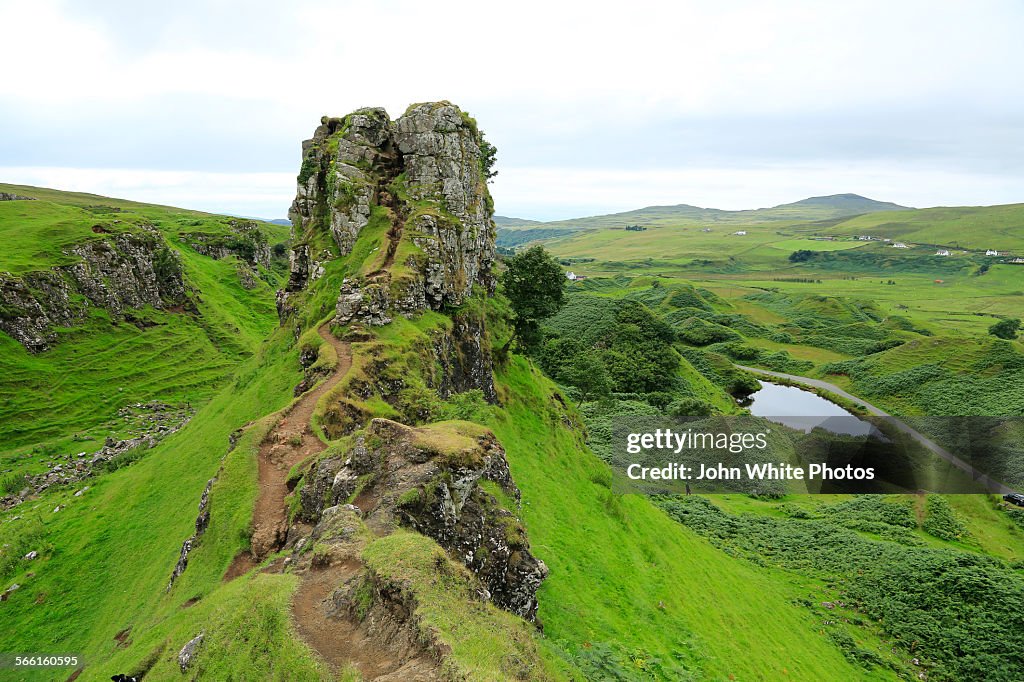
[0,185,289,455]
[0,325,304,680]
[487,356,891,680]
[4,181,1023,681]
[362,530,571,680]
[768,239,868,252]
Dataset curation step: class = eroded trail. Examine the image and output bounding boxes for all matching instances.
[228,324,437,679]
[231,325,352,568]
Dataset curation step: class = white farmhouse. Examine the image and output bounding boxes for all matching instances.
[892,242,908,249]
[986,249,999,256]
[733,230,747,236]
[936,249,950,256]
[565,271,577,281]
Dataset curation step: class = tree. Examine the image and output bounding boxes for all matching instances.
[479,135,498,182]
[988,317,1021,340]
[500,246,566,353]
[789,249,815,263]
[563,353,611,406]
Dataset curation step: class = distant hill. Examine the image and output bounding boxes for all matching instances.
[503,193,909,232]
[496,193,912,248]
[495,215,542,227]
[763,193,910,215]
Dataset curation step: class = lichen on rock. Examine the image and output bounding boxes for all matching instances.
[0,231,186,352]
[281,101,496,325]
[300,418,548,622]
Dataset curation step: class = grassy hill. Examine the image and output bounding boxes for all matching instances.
[503,197,915,232]
[495,215,542,227]
[2,184,1022,681]
[0,185,918,681]
[496,194,911,249]
[0,184,290,452]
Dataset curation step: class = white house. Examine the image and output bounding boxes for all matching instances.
[1010,257,1024,264]
[986,249,999,256]
[892,242,908,249]
[566,271,577,281]
[936,249,950,256]
[733,230,747,236]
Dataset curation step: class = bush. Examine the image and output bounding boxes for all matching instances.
[1,473,27,496]
[922,495,970,542]
[676,317,740,346]
[656,495,1024,680]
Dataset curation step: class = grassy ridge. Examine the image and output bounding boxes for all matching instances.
[0,325,306,680]
[3,182,1022,681]
[0,185,289,456]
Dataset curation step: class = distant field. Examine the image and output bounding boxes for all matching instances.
[768,238,867,252]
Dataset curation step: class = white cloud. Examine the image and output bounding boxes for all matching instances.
[1,0,1022,216]
[493,164,1024,221]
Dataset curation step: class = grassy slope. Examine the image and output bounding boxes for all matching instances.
[4,183,1018,680]
[490,358,889,680]
[0,185,289,454]
[0,326,312,680]
[502,194,909,233]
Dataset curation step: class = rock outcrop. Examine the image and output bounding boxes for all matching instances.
[183,219,272,269]
[0,231,186,352]
[299,418,547,622]
[281,102,496,325]
[434,311,498,403]
[0,192,35,201]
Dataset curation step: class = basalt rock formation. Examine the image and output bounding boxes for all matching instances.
[280,102,496,324]
[299,418,547,622]
[281,103,546,624]
[182,219,272,269]
[0,230,186,352]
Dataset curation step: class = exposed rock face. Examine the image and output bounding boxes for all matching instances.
[301,418,547,621]
[434,311,498,403]
[167,476,216,591]
[282,102,496,325]
[0,271,77,351]
[178,632,205,672]
[0,192,35,201]
[65,232,185,314]
[0,232,186,352]
[183,219,272,269]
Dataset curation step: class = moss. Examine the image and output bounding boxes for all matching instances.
[352,577,374,621]
[296,149,320,185]
[396,486,424,508]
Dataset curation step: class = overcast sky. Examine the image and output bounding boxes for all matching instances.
[2,0,1022,220]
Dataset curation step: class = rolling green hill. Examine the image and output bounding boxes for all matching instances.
[497,193,911,249]
[2,135,1022,679]
[0,183,290,452]
[0,179,907,681]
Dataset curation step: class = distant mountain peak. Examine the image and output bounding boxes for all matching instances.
[776,194,910,211]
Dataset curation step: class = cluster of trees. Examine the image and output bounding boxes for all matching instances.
[989,317,1021,340]
[500,246,687,407]
[537,301,680,405]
